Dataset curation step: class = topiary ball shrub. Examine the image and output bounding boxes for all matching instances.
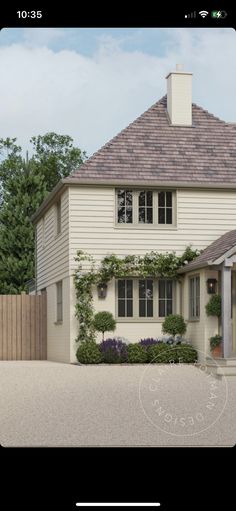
[100,338,128,363]
[205,294,221,317]
[93,311,116,341]
[147,343,172,363]
[127,343,148,363]
[162,314,187,337]
[76,342,102,364]
[139,338,160,348]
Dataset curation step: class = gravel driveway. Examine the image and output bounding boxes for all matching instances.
[0,361,235,446]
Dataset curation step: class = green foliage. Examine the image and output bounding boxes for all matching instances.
[147,343,197,363]
[174,344,198,363]
[0,134,86,294]
[74,248,199,344]
[210,334,222,349]
[162,314,187,337]
[0,157,47,293]
[76,342,102,364]
[127,344,148,363]
[206,294,221,317]
[97,246,200,283]
[30,132,86,192]
[74,251,97,343]
[93,311,116,341]
[147,343,172,363]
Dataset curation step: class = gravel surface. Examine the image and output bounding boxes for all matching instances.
[0,361,235,447]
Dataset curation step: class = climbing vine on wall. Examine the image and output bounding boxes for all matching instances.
[74,246,200,344]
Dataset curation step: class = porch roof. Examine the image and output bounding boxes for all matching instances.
[179,229,236,273]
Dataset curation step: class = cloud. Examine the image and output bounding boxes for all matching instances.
[0,28,235,157]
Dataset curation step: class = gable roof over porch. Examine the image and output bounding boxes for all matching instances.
[179,229,236,273]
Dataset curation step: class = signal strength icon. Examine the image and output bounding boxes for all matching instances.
[199,10,209,18]
[185,11,197,18]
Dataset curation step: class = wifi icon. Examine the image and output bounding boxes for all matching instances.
[199,10,209,18]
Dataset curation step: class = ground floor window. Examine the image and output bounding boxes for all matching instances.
[116,278,173,319]
[189,275,200,319]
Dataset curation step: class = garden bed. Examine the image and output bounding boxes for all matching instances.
[76,338,198,365]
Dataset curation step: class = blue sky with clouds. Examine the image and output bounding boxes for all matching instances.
[0,28,235,156]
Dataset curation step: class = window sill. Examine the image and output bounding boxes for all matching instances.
[54,321,63,325]
[116,318,165,323]
[114,224,177,230]
[187,318,200,322]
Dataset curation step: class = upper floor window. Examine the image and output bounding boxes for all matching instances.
[117,189,133,223]
[56,280,63,322]
[56,198,61,235]
[158,191,172,224]
[116,189,175,227]
[116,278,173,319]
[42,216,45,248]
[189,275,200,319]
[138,191,153,224]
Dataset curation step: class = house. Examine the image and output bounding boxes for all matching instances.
[32,65,236,367]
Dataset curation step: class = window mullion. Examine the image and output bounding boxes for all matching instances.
[133,191,138,226]
[154,191,158,226]
[154,279,158,318]
[133,279,138,319]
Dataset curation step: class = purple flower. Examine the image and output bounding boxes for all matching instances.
[139,338,160,348]
[99,338,128,363]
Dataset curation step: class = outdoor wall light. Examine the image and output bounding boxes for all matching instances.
[207,278,217,294]
[97,282,108,299]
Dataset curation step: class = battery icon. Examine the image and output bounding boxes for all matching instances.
[211,10,227,18]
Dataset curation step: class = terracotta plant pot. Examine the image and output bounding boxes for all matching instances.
[211,344,223,358]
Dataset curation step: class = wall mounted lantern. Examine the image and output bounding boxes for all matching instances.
[97,282,108,299]
[207,278,217,294]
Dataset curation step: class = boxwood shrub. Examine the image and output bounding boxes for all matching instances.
[147,343,172,363]
[76,341,102,364]
[147,343,197,363]
[174,344,198,363]
[127,343,148,363]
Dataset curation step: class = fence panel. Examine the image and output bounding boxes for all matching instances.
[0,294,47,360]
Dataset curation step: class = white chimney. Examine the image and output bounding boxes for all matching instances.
[166,64,192,126]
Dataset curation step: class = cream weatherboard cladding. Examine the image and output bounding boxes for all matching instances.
[36,188,70,290]
[35,184,236,362]
[68,186,236,273]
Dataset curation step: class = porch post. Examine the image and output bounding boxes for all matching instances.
[221,261,232,358]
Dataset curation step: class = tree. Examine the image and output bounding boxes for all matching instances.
[0,157,47,293]
[0,133,86,293]
[93,311,116,341]
[162,314,187,337]
[30,132,86,191]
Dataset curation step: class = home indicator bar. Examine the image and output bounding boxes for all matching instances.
[76,504,161,508]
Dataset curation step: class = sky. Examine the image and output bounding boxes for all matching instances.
[0,28,235,158]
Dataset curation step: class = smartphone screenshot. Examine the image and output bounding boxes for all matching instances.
[0,5,235,510]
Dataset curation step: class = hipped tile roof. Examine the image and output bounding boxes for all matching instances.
[179,229,236,273]
[66,95,236,184]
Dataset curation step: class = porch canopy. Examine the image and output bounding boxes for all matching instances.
[179,229,236,358]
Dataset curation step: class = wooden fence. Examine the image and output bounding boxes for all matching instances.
[0,294,47,360]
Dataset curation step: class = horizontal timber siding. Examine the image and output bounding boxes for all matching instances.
[36,189,70,289]
[69,186,236,271]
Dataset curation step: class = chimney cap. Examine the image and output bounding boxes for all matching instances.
[165,66,192,79]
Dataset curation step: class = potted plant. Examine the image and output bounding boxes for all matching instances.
[209,334,223,358]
